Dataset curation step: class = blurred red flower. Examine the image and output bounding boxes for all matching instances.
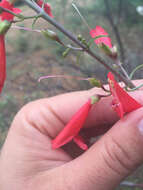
[0,0,21,21]
[90,26,112,48]
[37,0,53,17]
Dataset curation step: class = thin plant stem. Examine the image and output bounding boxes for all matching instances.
[126,83,143,91]
[22,0,135,88]
[11,26,82,51]
[0,6,39,22]
[11,25,41,33]
[72,3,91,30]
[115,59,130,80]
[67,44,83,51]
[38,75,90,82]
[120,180,143,189]
[129,64,143,79]
[0,6,21,18]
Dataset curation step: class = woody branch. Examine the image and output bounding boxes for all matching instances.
[16,0,135,89]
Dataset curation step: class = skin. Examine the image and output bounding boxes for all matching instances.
[1,86,143,190]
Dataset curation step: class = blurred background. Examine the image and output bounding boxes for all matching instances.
[1,0,143,188]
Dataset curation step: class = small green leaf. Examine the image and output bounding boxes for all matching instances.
[62,48,70,57]
[89,78,102,87]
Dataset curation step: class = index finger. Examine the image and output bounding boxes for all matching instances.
[19,87,115,138]
[16,83,143,139]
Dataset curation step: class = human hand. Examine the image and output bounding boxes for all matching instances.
[1,87,143,190]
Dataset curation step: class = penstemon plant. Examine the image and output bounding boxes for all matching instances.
[0,0,143,188]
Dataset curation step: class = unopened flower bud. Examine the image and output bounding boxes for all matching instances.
[62,47,70,57]
[99,43,118,59]
[110,45,118,59]
[77,34,82,41]
[98,43,112,55]
[41,29,64,46]
[0,20,11,35]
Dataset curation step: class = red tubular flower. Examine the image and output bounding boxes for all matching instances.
[0,35,6,93]
[36,0,53,17]
[90,26,112,48]
[0,0,21,93]
[108,72,142,118]
[73,134,88,150]
[52,99,93,150]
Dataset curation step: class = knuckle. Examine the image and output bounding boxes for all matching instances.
[13,100,42,127]
[102,135,134,176]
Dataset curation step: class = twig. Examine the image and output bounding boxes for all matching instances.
[67,44,83,51]
[130,64,143,79]
[104,0,125,63]
[72,3,91,30]
[0,5,40,22]
[11,25,41,33]
[115,59,130,80]
[22,0,135,88]
[0,6,21,18]
[38,75,90,82]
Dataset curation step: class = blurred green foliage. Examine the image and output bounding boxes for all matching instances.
[0,95,18,147]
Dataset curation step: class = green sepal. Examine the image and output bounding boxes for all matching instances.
[93,35,108,40]
[98,43,118,59]
[89,78,102,88]
[0,20,11,35]
[98,43,112,55]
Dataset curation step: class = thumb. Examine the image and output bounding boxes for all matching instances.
[65,107,143,190]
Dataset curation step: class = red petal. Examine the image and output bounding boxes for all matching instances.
[90,26,112,48]
[108,72,142,118]
[52,99,92,149]
[12,8,22,14]
[0,0,21,21]
[36,0,53,17]
[73,135,88,150]
[0,35,6,93]
[44,3,53,17]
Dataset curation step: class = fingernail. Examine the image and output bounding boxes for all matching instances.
[138,119,143,135]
